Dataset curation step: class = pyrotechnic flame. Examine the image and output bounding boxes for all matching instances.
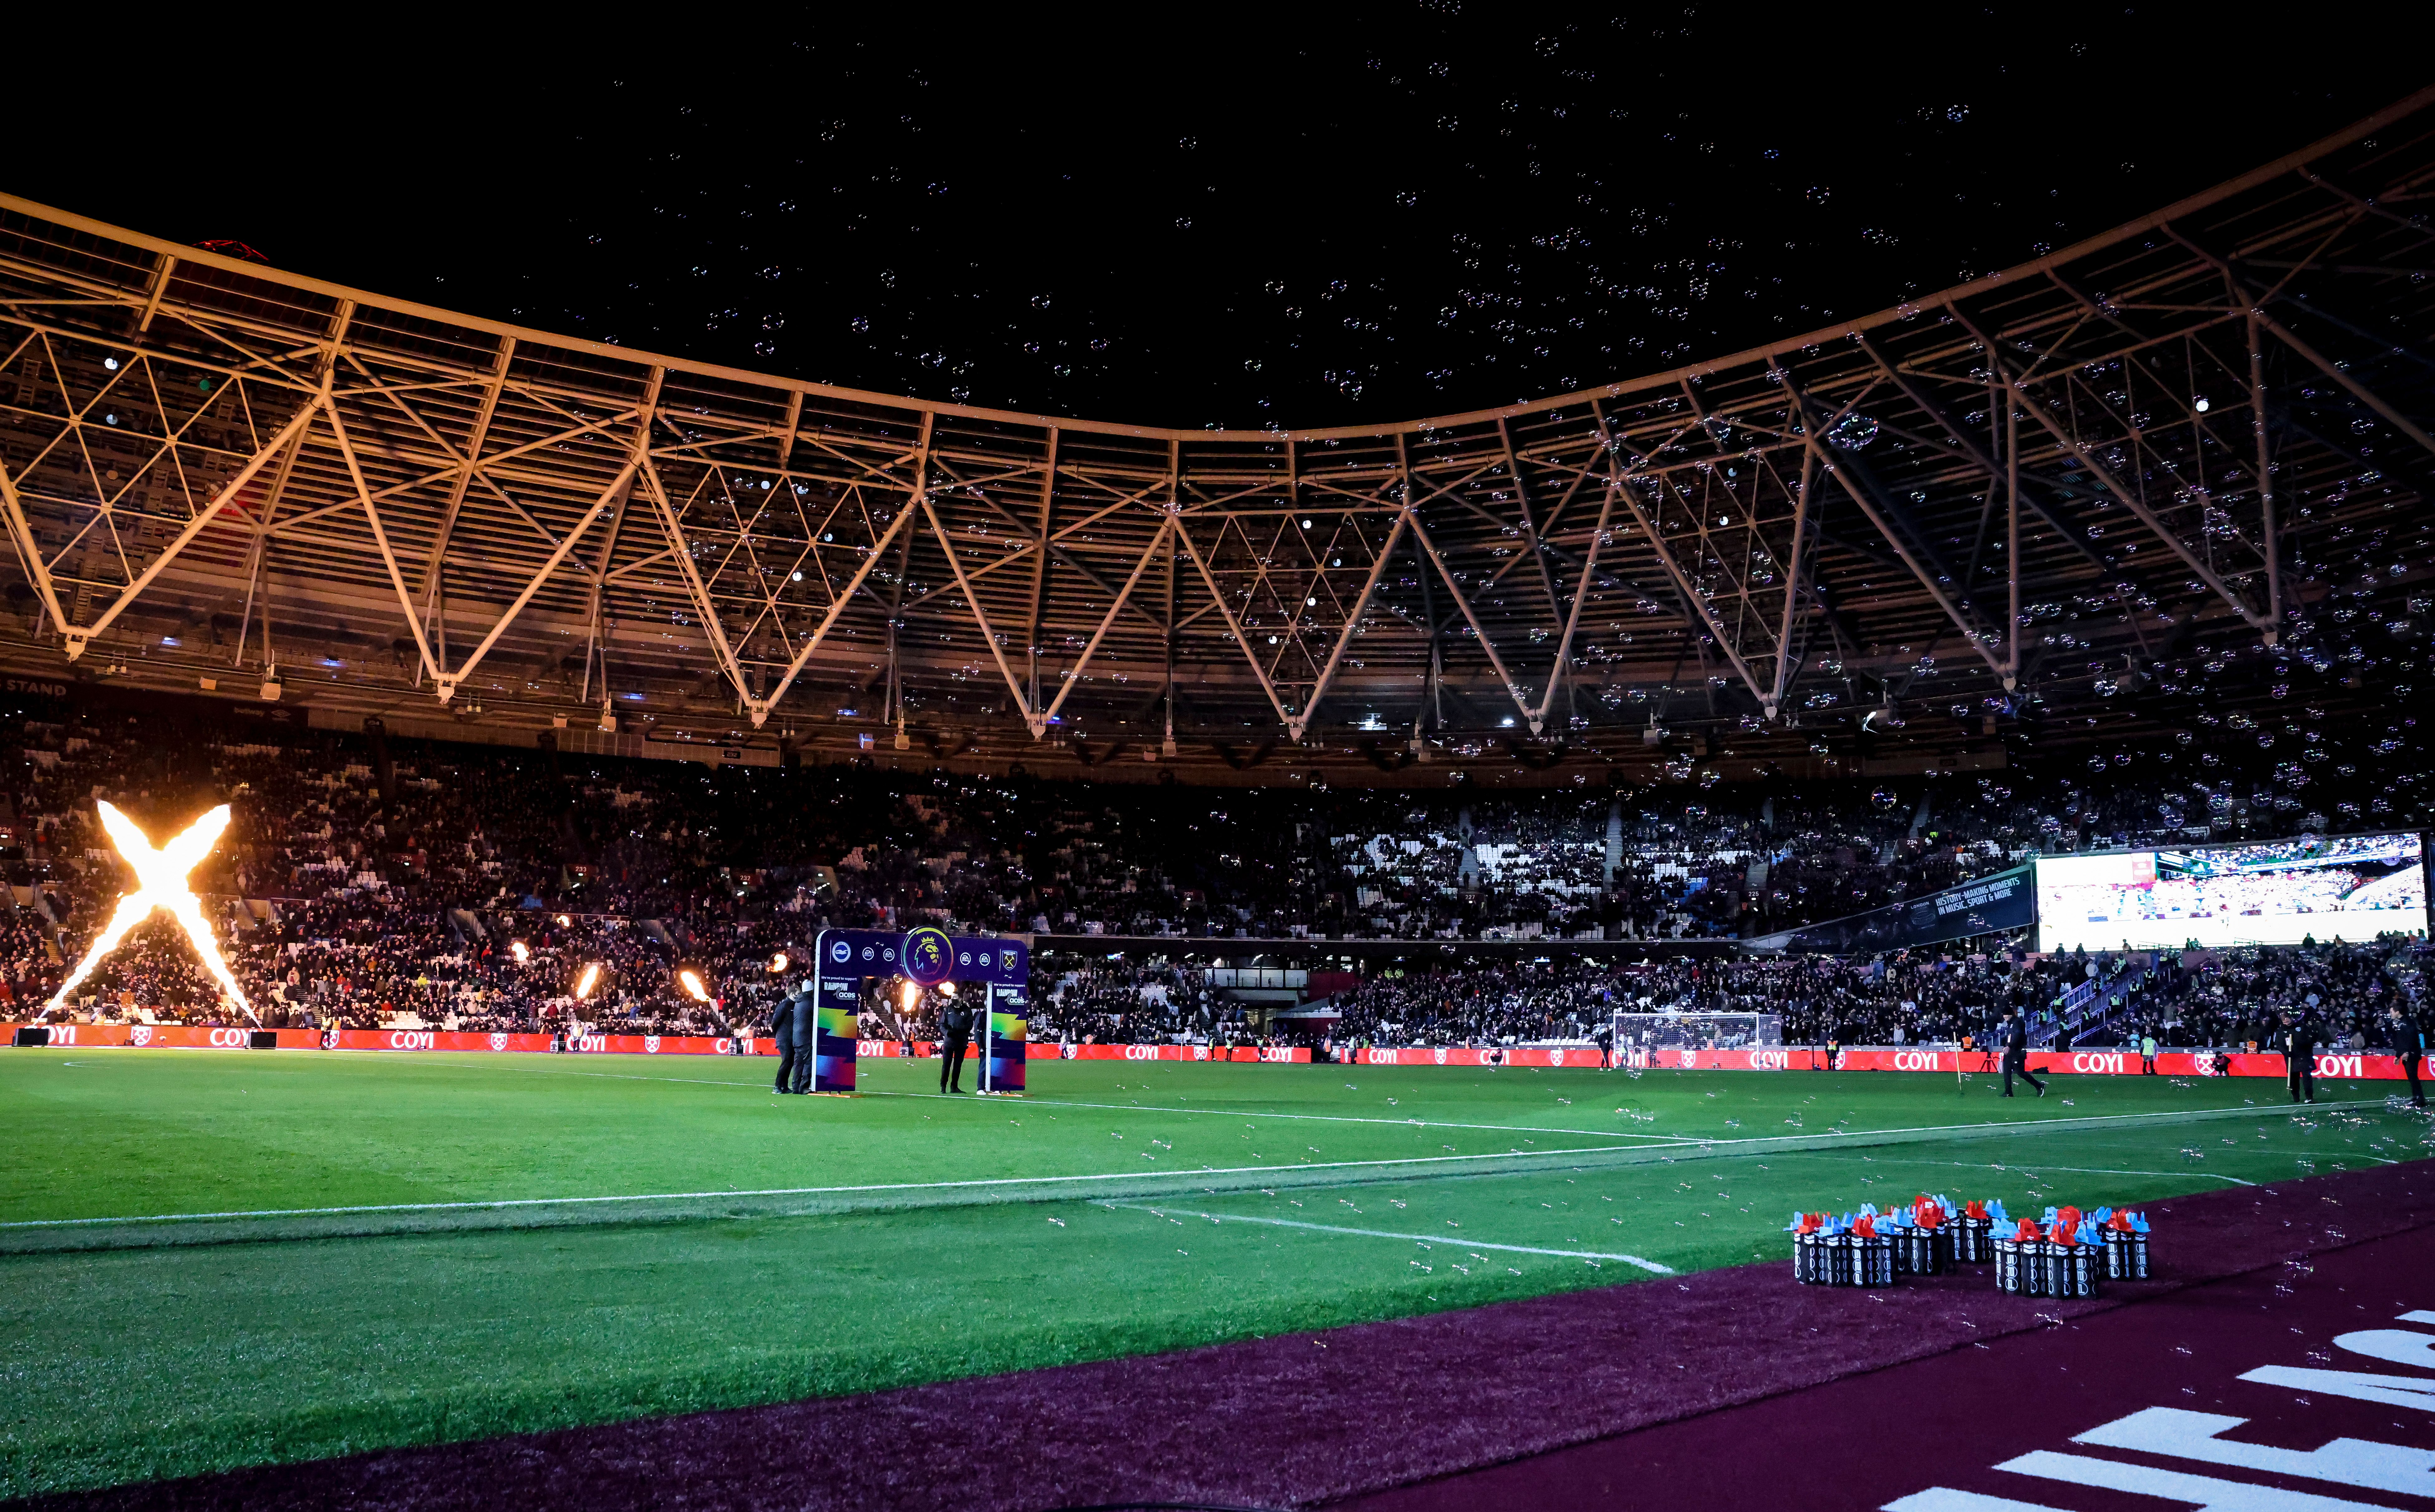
[679,969,709,1002]
[900,981,920,1011]
[769,951,789,972]
[510,941,530,964]
[574,962,601,1000]
[48,802,254,1023]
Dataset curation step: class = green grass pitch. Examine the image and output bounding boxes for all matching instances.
[1,1045,2426,1497]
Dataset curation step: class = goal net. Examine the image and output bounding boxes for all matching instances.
[1607,1012,1782,1051]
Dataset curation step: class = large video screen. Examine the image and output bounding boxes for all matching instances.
[2035,832,2427,952]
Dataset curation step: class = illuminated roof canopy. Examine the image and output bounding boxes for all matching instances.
[2,87,2431,772]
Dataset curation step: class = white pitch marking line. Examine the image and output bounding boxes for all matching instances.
[867,1089,1697,1143]
[19,1061,2374,1234]
[1777,1155,2260,1187]
[59,1051,2386,1164]
[0,1144,1636,1232]
[962,1094,2393,1157]
[1107,1201,1674,1273]
[337,1054,1705,1144]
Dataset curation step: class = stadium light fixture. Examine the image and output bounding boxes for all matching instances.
[679,969,710,1002]
[46,803,253,1020]
[574,962,602,1000]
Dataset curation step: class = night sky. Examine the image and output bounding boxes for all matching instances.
[16,11,2420,430]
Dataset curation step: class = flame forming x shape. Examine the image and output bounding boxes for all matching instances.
[46,802,254,1023]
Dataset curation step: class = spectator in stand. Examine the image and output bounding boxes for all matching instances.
[4,702,2429,1058]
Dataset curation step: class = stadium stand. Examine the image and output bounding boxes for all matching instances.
[3,698,2424,1053]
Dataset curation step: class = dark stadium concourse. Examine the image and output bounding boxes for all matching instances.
[4,23,2435,1512]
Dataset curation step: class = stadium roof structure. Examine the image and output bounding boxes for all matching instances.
[2,88,2432,780]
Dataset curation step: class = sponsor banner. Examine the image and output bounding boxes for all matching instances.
[5,1023,308,1049]
[554,1033,743,1057]
[811,1007,859,1094]
[104,1025,320,1050]
[328,1030,743,1055]
[5,1027,2401,1079]
[1674,1047,1798,1071]
[6,1022,133,1046]
[333,1029,558,1052]
[2172,1050,2407,1082]
[1343,1044,2413,1079]
[1827,1048,2407,1080]
[1758,865,2035,955]
[1352,1045,1603,1068]
[1014,1042,1314,1063]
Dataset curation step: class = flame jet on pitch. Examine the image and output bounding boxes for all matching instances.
[46,803,255,1023]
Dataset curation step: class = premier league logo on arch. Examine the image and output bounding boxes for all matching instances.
[812,928,1028,986]
[903,926,954,985]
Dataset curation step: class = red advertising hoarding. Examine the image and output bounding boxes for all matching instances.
[2,1027,2399,1079]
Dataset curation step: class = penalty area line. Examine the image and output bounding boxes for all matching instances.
[1106,1201,1673,1273]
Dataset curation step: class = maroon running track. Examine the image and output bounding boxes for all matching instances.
[15,1161,2432,1512]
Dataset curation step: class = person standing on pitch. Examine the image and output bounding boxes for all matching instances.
[939,990,976,1094]
[2140,1028,2158,1075]
[2279,1010,2317,1104]
[771,988,803,1094]
[1999,1007,2044,1098]
[2389,1009,2426,1108]
[787,987,818,1095]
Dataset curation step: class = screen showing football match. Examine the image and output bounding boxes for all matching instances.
[2034,832,2428,951]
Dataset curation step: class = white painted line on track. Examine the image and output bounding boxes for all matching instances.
[1107,1201,1673,1273]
